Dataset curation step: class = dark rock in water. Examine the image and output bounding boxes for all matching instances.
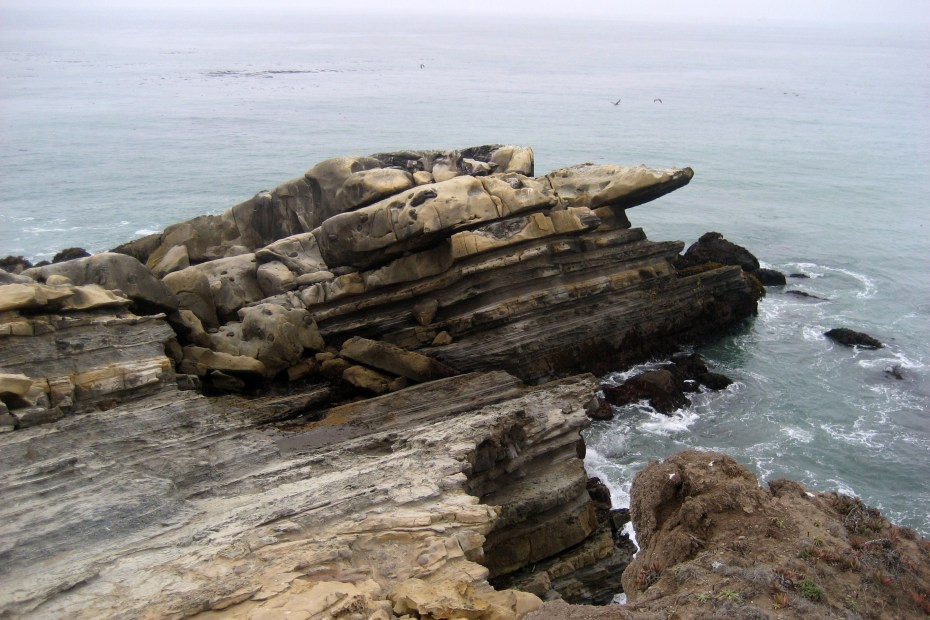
[586,477,612,507]
[602,369,690,414]
[786,289,829,301]
[586,396,614,420]
[789,272,811,279]
[669,352,733,391]
[698,371,734,390]
[602,354,735,415]
[0,255,32,274]
[885,364,904,380]
[675,231,760,273]
[753,267,786,286]
[52,247,91,263]
[669,352,709,377]
[824,327,883,349]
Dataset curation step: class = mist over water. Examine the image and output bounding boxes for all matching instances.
[2,10,928,534]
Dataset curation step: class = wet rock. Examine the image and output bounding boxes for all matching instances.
[52,247,91,263]
[0,255,33,274]
[602,369,689,414]
[789,272,811,279]
[785,289,829,301]
[824,327,883,349]
[885,364,904,380]
[753,267,786,286]
[676,231,760,273]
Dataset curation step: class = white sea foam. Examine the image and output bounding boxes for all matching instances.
[638,408,700,435]
[134,228,160,236]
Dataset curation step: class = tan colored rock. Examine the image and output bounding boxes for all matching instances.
[149,243,189,278]
[0,373,34,398]
[413,170,434,185]
[341,336,458,383]
[24,253,179,313]
[478,174,557,217]
[183,345,266,376]
[44,274,71,286]
[236,304,325,374]
[489,146,534,176]
[304,155,383,227]
[320,356,351,379]
[256,260,297,297]
[432,331,453,346]
[0,283,74,312]
[431,151,463,182]
[547,163,693,210]
[342,364,393,394]
[162,267,219,329]
[188,254,262,320]
[255,232,328,274]
[316,176,504,269]
[58,284,131,311]
[334,168,415,213]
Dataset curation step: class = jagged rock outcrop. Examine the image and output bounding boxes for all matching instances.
[0,305,611,620]
[1,145,770,618]
[615,450,930,619]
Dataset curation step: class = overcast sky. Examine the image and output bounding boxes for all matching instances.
[2,0,929,25]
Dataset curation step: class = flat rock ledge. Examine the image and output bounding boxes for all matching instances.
[1,146,767,619]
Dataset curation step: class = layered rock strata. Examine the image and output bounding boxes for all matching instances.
[0,312,605,619]
[95,146,756,399]
[0,145,766,618]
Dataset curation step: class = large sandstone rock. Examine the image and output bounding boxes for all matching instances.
[340,336,457,382]
[547,164,694,210]
[24,252,178,314]
[315,175,504,269]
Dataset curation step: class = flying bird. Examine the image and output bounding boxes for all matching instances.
[654,98,663,103]
[612,98,621,105]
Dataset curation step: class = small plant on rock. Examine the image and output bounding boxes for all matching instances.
[772,592,790,609]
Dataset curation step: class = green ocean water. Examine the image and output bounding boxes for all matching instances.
[1,9,928,533]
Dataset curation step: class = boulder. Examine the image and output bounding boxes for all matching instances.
[149,243,190,278]
[304,155,383,227]
[340,336,458,383]
[52,247,91,263]
[254,232,328,274]
[486,145,534,176]
[342,365,393,394]
[316,175,503,269]
[753,267,786,286]
[601,369,689,414]
[23,253,178,314]
[0,282,74,312]
[162,268,220,330]
[0,256,33,274]
[334,168,415,213]
[256,260,297,297]
[824,327,883,349]
[676,231,760,273]
[547,164,694,210]
[238,304,325,374]
[184,254,262,322]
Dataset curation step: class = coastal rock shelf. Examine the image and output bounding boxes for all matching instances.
[0,146,764,618]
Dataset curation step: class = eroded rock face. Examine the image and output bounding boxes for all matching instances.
[0,353,608,619]
[616,450,930,620]
[0,145,775,618]
[23,252,179,314]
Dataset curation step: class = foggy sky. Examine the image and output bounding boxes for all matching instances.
[3,0,930,25]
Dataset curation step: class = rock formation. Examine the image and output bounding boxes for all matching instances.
[0,145,768,618]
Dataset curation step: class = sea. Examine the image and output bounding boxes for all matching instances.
[1,8,928,536]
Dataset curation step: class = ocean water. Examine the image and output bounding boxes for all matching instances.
[1,9,928,534]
